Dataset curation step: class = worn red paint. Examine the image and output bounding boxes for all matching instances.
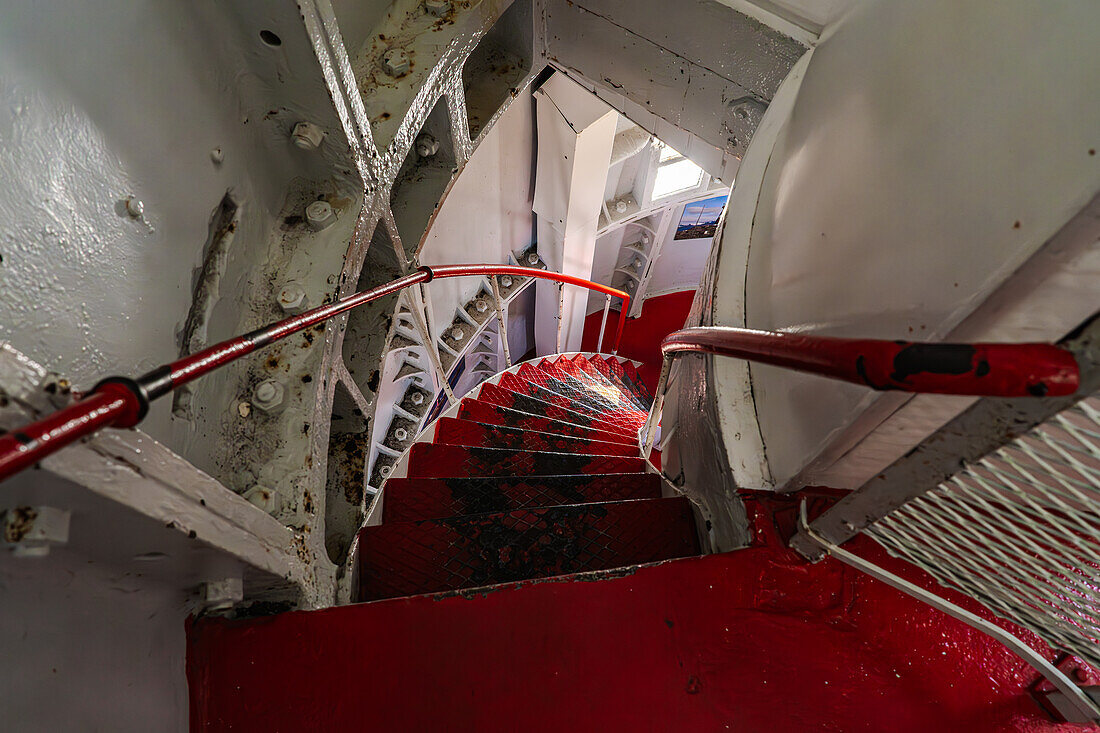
[188,493,1088,731]
[663,327,1080,397]
[355,497,699,601]
[383,474,663,522]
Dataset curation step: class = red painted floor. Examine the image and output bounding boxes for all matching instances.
[188,493,1085,732]
[581,290,697,390]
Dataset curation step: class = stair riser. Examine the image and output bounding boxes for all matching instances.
[383,473,663,521]
[434,418,637,457]
[456,401,637,445]
[406,444,643,478]
[356,498,700,601]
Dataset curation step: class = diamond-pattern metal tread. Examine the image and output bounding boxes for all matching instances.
[533,358,648,412]
[456,400,636,445]
[383,473,664,522]
[477,384,642,440]
[507,367,645,418]
[405,443,643,478]
[434,417,638,457]
[356,497,700,601]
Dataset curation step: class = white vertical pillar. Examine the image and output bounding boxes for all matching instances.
[532,74,618,354]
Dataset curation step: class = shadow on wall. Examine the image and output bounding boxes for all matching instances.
[580,290,696,389]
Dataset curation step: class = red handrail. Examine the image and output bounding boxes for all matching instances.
[661,327,1079,397]
[0,264,629,483]
[638,326,1081,459]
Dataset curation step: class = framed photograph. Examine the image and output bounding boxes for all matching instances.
[674,194,727,240]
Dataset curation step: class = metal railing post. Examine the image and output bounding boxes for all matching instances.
[556,281,565,354]
[490,275,512,368]
[640,353,672,459]
[596,294,611,353]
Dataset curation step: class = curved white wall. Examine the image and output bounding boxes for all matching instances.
[712,0,1100,488]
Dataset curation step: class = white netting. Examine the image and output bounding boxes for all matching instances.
[865,394,1100,668]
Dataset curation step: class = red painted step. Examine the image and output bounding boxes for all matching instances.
[433,417,638,456]
[515,363,642,415]
[572,355,653,403]
[476,384,643,438]
[383,473,663,521]
[404,443,643,478]
[456,400,636,445]
[540,357,647,411]
[496,373,646,427]
[355,497,700,601]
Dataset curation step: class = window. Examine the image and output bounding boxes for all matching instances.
[651,142,704,200]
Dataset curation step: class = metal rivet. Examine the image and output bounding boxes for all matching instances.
[424,0,450,16]
[292,122,325,150]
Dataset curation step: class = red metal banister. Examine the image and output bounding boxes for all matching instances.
[639,326,1081,459]
[661,327,1079,397]
[0,264,629,484]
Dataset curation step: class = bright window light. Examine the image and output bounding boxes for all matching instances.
[652,153,704,200]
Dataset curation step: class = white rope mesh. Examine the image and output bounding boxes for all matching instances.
[865,394,1100,668]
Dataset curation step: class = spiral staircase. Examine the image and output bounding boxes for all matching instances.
[353,353,702,602]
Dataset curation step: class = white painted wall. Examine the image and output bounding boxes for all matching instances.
[715,0,1100,488]
[1,551,190,732]
[0,0,352,455]
[418,89,537,356]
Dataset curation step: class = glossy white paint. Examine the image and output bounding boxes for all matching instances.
[418,92,537,344]
[532,73,618,353]
[714,0,1100,488]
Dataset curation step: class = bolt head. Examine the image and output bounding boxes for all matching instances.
[614,200,628,214]
[409,392,425,406]
[451,328,465,341]
[500,275,513,288]
[125,197,144,218]
[380,465,392,477]
[277,282,308,314]
[305,200,335,231]
[526,252,539,265]
[414,132,439,158]
[381,48,410,77]
[475,299,489,313]
[424,0,450,16]
[243,485,279,513]
[252,380,285,412]
[291,122,325,150]
[394,427,408,441]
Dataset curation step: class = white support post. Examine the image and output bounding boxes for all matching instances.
[556,282,565,354]
[490,275,512,368]
[596,294,611,353]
